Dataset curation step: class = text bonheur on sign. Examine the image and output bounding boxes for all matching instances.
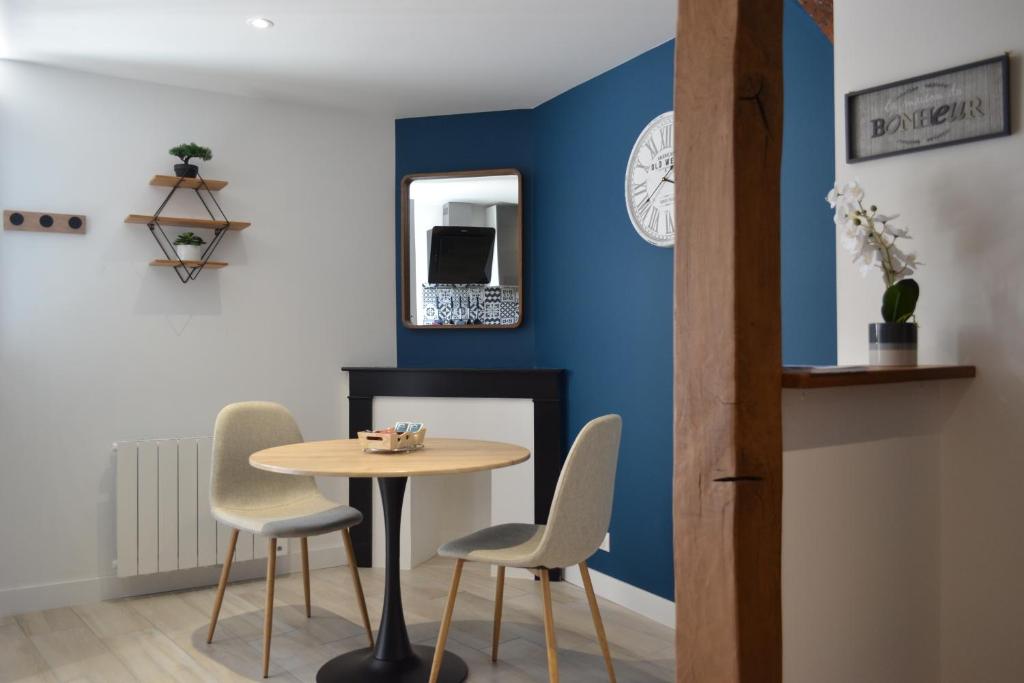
[871,97,986,138]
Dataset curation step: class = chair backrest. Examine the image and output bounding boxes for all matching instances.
[534,414,622,569]
[210,401,318,510]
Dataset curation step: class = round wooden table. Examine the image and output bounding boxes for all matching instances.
[250,437,530,683]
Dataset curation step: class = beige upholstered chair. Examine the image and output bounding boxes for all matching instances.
[206,401,374,678]
[429,414,622,683]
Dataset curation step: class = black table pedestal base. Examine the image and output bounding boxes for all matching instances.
[316,645,467,683]
[318,477,468,682]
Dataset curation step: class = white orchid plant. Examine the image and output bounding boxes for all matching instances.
[828,180,921,324]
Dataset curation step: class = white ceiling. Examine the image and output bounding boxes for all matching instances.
[0,0,676,117]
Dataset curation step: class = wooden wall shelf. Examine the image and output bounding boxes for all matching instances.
[151,259,228,269]
[782,364,976,389]
[125,214,250,231]
[149,175,228,191]
[128,173,247,283]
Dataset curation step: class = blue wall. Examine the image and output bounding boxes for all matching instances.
[395,110,536,368]
[531,41,676,597]
[782,0,838,365]
[394,0,834,601]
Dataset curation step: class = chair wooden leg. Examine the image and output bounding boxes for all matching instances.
[262,538,277,679]
[206,528,238,643]
[342,528,374,647]
[580,561,616,683]
[540,568,559,683]
[491,565,505,662]
[300,537,311,618]
[429,559,464,683]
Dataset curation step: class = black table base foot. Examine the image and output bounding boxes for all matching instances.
[316,645,468,683]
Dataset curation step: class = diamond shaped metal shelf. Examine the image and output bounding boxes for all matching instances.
[125,175,249,283]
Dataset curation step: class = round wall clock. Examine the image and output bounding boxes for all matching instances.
[625,111,675,247]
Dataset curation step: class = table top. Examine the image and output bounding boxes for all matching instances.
[249,437,530,478]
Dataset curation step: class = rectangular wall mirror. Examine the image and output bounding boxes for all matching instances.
[401,169,523,328]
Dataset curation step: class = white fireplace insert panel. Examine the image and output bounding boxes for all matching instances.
[370,396,535,576]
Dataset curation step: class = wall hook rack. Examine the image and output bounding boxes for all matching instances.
[125,175,250,283]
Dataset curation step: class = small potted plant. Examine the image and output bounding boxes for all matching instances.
[828,180,922,366]
[168,142,213,178]
[173,232,206,262]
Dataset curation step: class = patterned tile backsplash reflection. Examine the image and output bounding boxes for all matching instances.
[422,284,520,326]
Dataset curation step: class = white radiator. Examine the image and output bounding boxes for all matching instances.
[114,437,265,577]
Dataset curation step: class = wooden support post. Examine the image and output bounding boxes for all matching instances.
[673,0,784,681]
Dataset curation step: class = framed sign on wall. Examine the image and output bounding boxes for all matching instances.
[846,54,1010,163]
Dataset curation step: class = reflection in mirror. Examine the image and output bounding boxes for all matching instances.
[402,170,522,328]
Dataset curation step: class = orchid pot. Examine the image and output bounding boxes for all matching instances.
[869,322,917,366]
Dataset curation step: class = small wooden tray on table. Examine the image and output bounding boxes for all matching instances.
[357,429,427,453]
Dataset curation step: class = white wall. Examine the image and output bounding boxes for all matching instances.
[782,384,959,683]
[835,2,1024,680]
[0,61,396,608]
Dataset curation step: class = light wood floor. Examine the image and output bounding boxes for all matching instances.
[1,557,674,682]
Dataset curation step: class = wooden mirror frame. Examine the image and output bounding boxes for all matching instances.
[400,168,524,330]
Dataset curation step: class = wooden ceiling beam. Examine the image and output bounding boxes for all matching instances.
[798,0,833,42]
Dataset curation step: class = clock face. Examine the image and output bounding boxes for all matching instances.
[625,111,675,247]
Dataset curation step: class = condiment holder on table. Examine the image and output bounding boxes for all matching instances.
[357,422,426,453]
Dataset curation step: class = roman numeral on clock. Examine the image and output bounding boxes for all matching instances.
[637,201,652,225]
[660,124,672,149]
[637,203,661,233]
[646,207,662,233]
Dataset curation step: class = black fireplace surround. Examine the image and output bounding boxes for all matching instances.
[342,367,565,578]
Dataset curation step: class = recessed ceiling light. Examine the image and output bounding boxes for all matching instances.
[247,17,274,29]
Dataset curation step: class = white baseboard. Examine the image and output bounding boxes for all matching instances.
[563,564,676,630]
[0,546,346,619]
